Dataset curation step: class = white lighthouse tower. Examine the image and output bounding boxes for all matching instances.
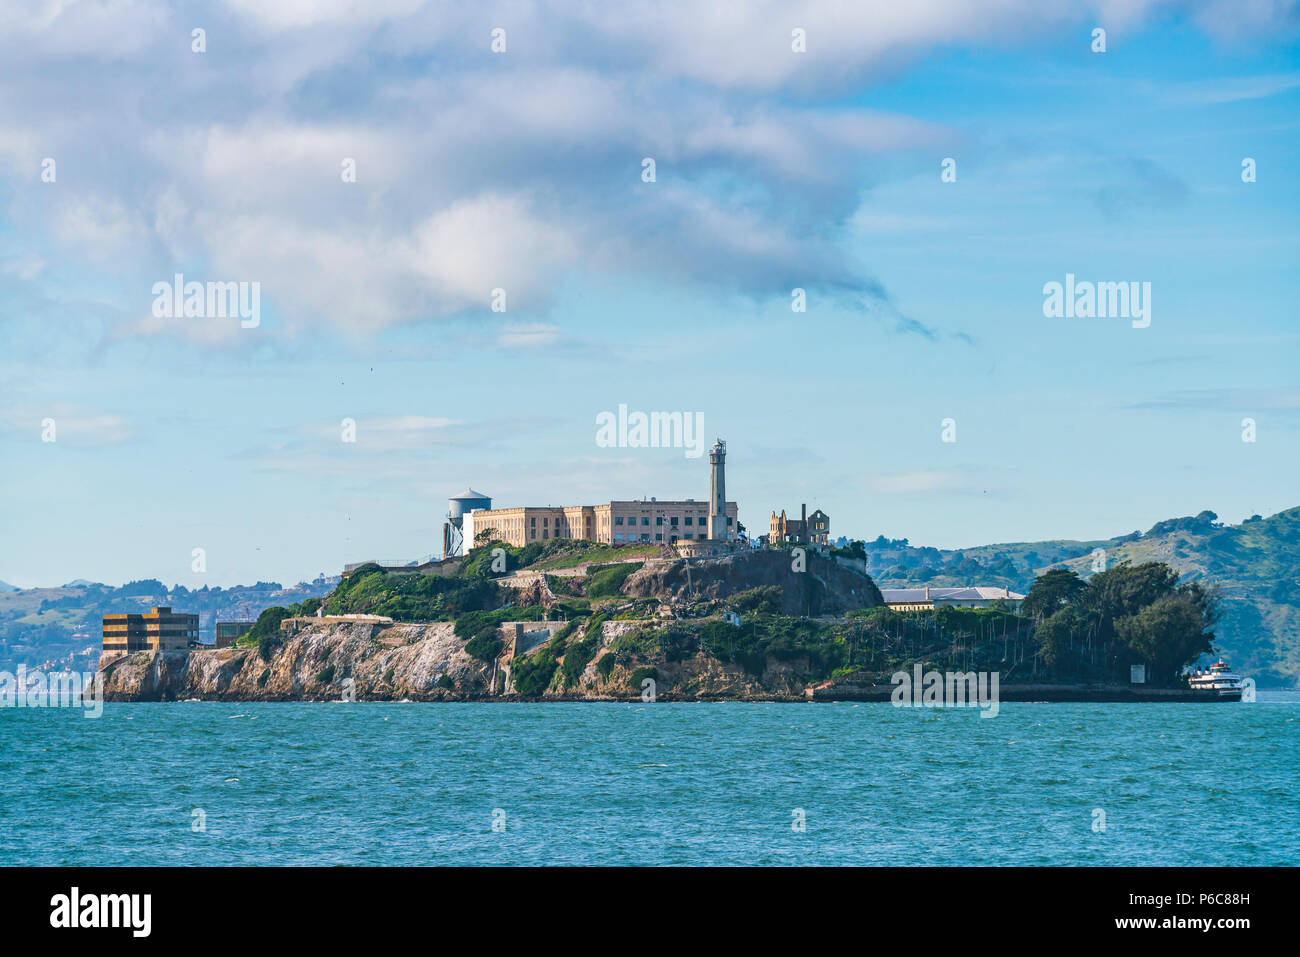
[707,438,729,541]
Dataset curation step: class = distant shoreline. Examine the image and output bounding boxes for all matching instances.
[806,683,1241,704]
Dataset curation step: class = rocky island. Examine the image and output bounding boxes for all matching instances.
[97,540,1235,703]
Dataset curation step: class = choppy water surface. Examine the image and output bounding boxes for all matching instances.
[3,696,1297,865]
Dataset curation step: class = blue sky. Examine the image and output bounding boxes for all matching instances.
[1,0,1298,588]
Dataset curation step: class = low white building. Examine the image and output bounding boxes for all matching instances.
[880,586,1024,612]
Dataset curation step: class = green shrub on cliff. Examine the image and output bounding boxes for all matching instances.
[831,540,868,563]
[457,539,578,578]
[457,545,505,579]
[551,619,581,643]
[511,645,559,696]
[629,666,659,689]
[612,615,847,679]
[257,633,280,661]
[560,614,607,687]
[551,599,592,619]
[465,629,504,661]
[458,539,657,573]
[586,563,639,598]
[699,620,766,676]
[328,566,504,622]
[246,606,293,659]
[610,624,698,662]
[729,585,783,616]
[546,575,581,597]
[846,605,895,622]
[454,605,543,637]
[596,653,616,680]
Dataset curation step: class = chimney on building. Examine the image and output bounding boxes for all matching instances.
[801,503,807,543]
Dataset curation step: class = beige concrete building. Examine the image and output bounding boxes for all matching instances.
[465,499,737,548]
[464,505,597,547]
[464,437,739,551]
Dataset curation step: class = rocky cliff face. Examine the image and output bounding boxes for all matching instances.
[622,548,881,615]
[98,616,816,702]
[100,620,493,702]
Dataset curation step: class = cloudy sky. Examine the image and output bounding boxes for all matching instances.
[1,0,1298,587]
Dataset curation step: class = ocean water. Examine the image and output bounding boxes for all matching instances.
[2,695,1297,866]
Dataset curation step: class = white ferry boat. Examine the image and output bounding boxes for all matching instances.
[1188,659,1244,699]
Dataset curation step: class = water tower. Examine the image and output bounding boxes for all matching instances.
[444,488,491,557]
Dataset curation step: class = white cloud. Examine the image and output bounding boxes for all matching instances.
[52,199,148,261]
[0,0,167,58]
[865,470,968,495]
[496,322,561,348]
[1163,71,1300,105]
[303,414,462,441]
[0,404,132,445]
[0,0,1291,348]
[244,413,467,475]
[409,194,579,312]
[221,0,430,32]
[154,191,579,334]
[1,252,45,280]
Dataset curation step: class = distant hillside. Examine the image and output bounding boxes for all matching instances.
[0,580,17,593]
[864,507,1300,686]
[0,577,337,673]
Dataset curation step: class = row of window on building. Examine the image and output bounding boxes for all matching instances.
[102,607,256,658]
[612,532,714,542]
[612,515,727,527]
[527,515,726,527]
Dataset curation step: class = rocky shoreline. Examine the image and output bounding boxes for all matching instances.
[95,618,1238,704]
[96,618,787,703]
